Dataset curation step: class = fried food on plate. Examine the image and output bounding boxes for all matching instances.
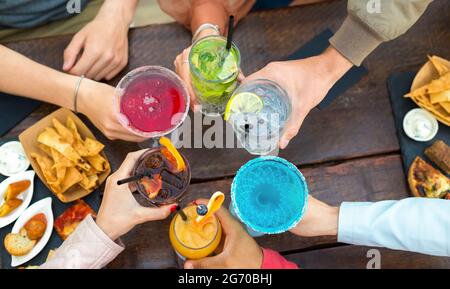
[85,154,108,172]
[429,55,449,76]
[83,138,105,157]
[30,152,59,193]
[38,127,81,163]
[30,117,110,199]
[425,140,450,175]
[24,213,47,240]
[4,228,37,256]
[4,180,30,201]
[0,199,23,217]
[406,55,450,126]
[54,200,96,240]
[408,157,450,199]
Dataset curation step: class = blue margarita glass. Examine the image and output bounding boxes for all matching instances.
[230,156,308,236]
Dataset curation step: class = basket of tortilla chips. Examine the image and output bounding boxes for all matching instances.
[19,108,111,203]
[406,55,450,126]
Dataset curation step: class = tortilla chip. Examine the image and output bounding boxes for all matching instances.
[50,148,73,169]
[79,173,98,191]
[38,127,81,163]
[30,152,59,193]
[85,154,107,172]
[75,160,92,172]
[59,167,83,194]
[66,117,90,157]
[429,55,450,76]
[52,118,74,144]
[38,144,52,157]
[83,138,104,157]
[440,102,450,114]
[430,90,450,104]
[427,72,450,94]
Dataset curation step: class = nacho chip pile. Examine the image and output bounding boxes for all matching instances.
[406,55,450,126]
[30,117,110,198]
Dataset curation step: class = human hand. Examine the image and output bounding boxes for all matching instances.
[184,199,263,269]
[289,195,339,237]
[77,78,146,142]
[96,150,177,240]
[63,0,135,81]
[243,46,353,149]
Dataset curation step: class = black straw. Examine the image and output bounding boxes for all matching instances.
[177,205,188,221]
[226,15,235,51]
[117,174,145,185]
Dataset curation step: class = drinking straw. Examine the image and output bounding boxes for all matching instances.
[117,174,146,185]
[177,205,188,221]
[226,15,235,51]
[117,168,182,187]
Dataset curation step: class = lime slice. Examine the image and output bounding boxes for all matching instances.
[217,53,238,80]
[224,92,264,121]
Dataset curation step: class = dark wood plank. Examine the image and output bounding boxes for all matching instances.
[285,245,450,269]
[5,1,450,180]
[108,154,408,268]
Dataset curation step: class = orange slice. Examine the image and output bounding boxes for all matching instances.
[159,137,185,172]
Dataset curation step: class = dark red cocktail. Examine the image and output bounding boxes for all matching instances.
[115,66,189,138]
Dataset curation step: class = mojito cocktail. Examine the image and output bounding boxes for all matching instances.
[189,35,240,116]
[225,79,292,155]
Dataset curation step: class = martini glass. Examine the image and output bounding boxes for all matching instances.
[230,156,308,236]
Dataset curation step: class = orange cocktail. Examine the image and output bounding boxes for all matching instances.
[169,205,222,260]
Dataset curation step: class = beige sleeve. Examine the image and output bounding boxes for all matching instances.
[157,0,255,29]
[330,0,433,66]
[40,215,124,269]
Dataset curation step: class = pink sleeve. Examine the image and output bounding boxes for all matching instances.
[260,248,298,269]
[40,215,124,269]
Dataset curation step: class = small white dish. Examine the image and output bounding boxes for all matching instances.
[10,197,53,267]
[0,141,30,177]
[403,108,439,142]
[0,170,35,228]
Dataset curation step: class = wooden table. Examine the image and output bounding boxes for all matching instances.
[3,0,450,269]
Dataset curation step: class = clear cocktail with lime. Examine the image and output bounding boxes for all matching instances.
[189,35,240,116]
[225,79,291,155]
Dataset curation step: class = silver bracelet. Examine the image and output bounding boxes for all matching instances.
[192,23,220,43]
[73,75,85,113]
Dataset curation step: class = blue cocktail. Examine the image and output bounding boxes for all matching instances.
[230,156,308,236]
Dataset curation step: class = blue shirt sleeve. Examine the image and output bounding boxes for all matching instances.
[338,198,450,257]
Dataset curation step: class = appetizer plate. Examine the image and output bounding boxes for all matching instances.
[0,170,35,228]
[10,197,53,267]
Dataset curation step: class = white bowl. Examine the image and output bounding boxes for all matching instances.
[403,108,439,142]
[0,141,30,177]
[0,170,35,228]
[10,197,53,267]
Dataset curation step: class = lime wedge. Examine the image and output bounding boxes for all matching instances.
[217,53,238,80]
[224,92,264,121]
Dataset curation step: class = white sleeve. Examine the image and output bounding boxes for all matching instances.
[338,198,450,257]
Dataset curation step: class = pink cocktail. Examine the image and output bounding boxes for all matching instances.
[115,66,189,138]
